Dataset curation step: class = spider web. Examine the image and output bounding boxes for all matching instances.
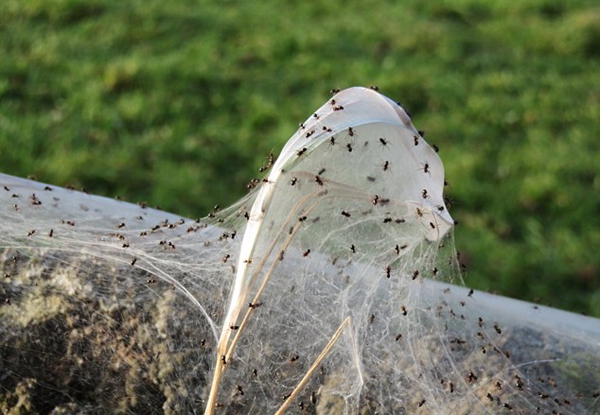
[1,87,599,414]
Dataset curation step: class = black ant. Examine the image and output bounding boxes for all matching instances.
[395,244,407,254]
[29,194,41,205]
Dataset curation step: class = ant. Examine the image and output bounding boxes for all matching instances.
[394,244,407,254]
[421,162,430,174]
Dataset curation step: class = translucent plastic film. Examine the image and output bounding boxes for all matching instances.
[1,87,599,414]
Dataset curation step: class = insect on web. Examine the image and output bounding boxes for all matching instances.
[1,87,600,415]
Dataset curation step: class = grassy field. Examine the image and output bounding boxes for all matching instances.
[1,0,600,317]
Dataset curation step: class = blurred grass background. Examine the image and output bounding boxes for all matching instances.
[1,0,599,316]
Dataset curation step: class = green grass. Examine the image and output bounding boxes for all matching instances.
[2,0,600,316]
